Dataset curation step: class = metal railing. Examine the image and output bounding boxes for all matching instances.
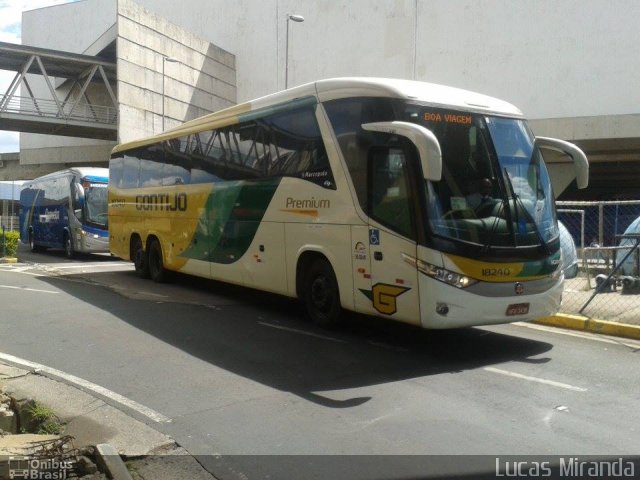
[0,94,117,125]
[0,216,19,231]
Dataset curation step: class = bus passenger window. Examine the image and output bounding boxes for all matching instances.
[109,156,124,188]
[122,154,140,189]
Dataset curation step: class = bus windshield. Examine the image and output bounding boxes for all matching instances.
[82,181,108,227]
[408,105,558,252]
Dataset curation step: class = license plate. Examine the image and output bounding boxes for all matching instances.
[506,303,530,316]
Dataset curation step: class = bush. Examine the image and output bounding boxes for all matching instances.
[0,230,19,258]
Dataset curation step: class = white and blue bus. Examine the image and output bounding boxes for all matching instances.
[20,167,109,257]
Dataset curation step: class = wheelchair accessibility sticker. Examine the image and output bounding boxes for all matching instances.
[369,228,380,245]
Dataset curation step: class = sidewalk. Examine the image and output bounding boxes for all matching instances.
[534,313,640,341]
[0,361,215,479]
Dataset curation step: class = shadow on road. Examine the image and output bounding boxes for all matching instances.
[38,269,553,409]
[18,243,118,264]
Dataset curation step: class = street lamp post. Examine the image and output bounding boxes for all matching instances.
[285,14,304,89]
[162,56,178,132]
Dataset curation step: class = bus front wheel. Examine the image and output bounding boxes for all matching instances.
[64,232,75,259]
[303,258,342,327]
[131,236,149,278]
[148,238,169,283]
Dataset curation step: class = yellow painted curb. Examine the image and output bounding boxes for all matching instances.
[0,257,17,264]
[534,314,640,341]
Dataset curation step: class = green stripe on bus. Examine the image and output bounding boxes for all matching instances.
[181,177,281,264]
[517,251,561,277]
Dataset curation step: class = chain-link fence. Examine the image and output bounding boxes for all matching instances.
[557,200,640,323]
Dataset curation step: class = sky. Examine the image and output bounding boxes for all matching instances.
[0,0,77,153]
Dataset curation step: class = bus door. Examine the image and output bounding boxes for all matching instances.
[359,145,421,325]
[40,177,65,246]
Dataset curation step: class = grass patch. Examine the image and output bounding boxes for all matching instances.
[27,402,64,435]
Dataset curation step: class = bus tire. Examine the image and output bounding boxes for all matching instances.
[303,258,342,327]
[29,230,42,253]
[148,238,169,283]
[64,232,75,259]
[131,236,149,279]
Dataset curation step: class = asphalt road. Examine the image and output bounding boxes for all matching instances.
[1,246,639,479]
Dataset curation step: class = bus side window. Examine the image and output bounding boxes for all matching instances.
[122,153,141,189]
[368,147,416,240]
[262,106,334,188]
[163,137,191,186]
[139,143,165,187]
[192,130,225,183]
[109,156,124,189]
[324,97,397,208]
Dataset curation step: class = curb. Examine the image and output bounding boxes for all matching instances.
[96,443,134,480]
[0,257,17,264]
[534,314,640,341]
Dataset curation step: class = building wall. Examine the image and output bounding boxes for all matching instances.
[18,0,640,196]
[117,0,236,142]
[134,0,640,121]
[22,0,640,131]
[0,152,68,181]
[20,0,118,165]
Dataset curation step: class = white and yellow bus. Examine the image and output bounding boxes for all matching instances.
[108,78,588,328]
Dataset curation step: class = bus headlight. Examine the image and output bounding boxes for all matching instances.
[402,254,477,289]
[420,261,477,289]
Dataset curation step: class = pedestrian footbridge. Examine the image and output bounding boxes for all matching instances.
[0,41,117,140]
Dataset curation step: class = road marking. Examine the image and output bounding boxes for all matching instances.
[48,263,131,270]
[0,352,171,423]
[258,322,347,343]
[0,284,58,294]
[483,367,587,392]
[513,321,640,349]
[0,270,46,277]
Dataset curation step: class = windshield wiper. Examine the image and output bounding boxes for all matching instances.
[502,168,550,255]
[480,199,505,253]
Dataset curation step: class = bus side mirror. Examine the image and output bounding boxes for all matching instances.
[362,121,442,181]
[535,136,589,189]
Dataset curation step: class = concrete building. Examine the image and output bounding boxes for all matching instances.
[14,0,640,199]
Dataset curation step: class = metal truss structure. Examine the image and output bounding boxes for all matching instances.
[0,41,117,140]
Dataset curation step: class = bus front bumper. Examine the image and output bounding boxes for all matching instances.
[419,274,564,329]
[76,231,109,253]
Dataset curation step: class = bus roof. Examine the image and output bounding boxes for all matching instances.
[25,167,109,184]
[113,77,523,154]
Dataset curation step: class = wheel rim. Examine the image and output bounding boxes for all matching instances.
[65,237,72,256]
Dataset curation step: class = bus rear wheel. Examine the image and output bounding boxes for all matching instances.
[131,236,149,278]
[303,258,342,327]
[148,238,169,283]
